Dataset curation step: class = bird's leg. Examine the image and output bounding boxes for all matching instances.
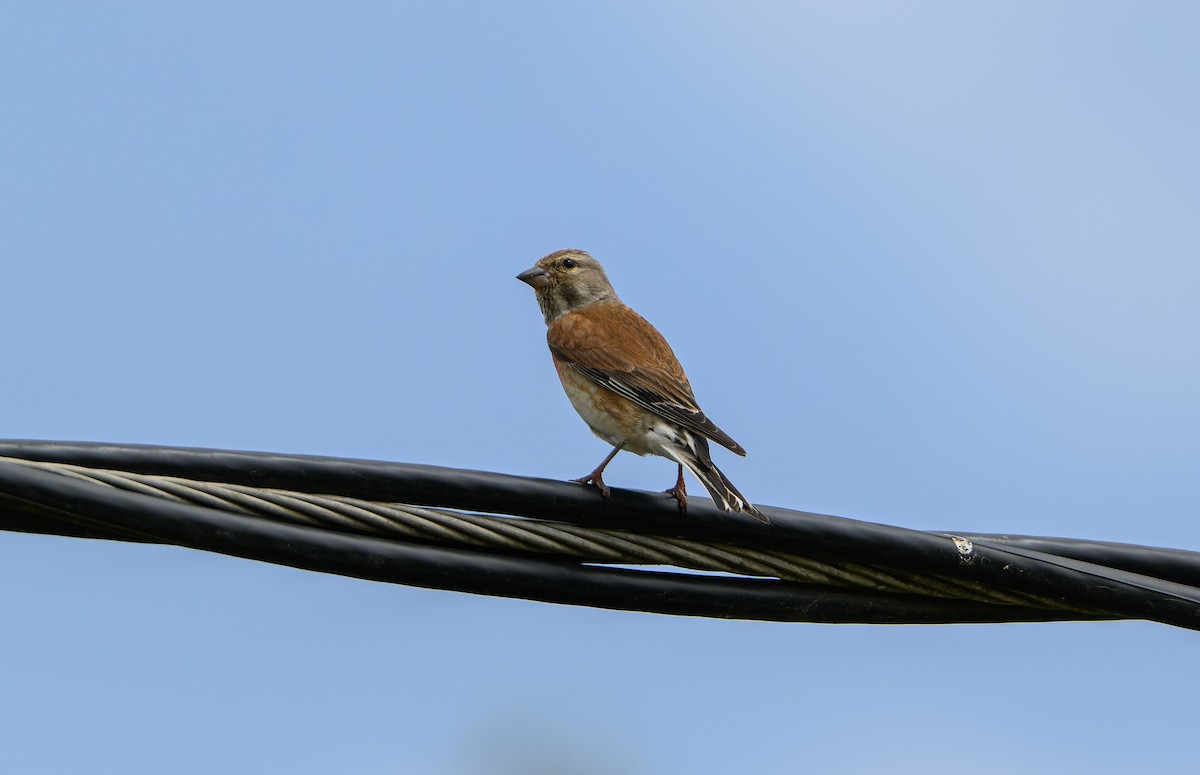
[665,463,688,511]
[572,443,624,500]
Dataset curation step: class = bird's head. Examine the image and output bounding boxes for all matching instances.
[517,249,619,324]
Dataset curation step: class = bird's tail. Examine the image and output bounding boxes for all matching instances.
[674,434,770,524]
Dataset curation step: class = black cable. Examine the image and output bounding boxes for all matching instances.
[0,459,1096,625]
[960,533,1200,588]
[0,440,1196,629]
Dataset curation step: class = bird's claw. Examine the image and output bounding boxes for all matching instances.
[572,471,611,500]
[665,469,688,512]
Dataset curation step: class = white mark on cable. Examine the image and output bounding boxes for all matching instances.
[947,535,976,564]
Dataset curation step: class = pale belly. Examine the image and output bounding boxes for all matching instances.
[556,362,660,455]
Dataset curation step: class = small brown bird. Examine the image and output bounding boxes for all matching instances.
[517,249,769,523]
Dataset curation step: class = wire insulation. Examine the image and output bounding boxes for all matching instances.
[0,440,1196,628]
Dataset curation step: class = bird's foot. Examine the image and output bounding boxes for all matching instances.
[665,469,688,512]
[572,469,611,500]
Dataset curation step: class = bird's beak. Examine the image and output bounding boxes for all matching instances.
[517,266,550,289]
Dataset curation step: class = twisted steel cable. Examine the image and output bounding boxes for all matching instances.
[5,458,1070,610]
[1,440,1197,628]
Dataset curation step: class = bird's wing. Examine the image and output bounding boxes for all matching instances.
[547,304,747,456]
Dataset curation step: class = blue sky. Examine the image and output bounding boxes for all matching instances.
[2,3,1198,772]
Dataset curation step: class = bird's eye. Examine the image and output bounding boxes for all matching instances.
[561,257,576,269]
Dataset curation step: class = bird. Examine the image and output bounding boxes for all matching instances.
[517,248,769,523]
